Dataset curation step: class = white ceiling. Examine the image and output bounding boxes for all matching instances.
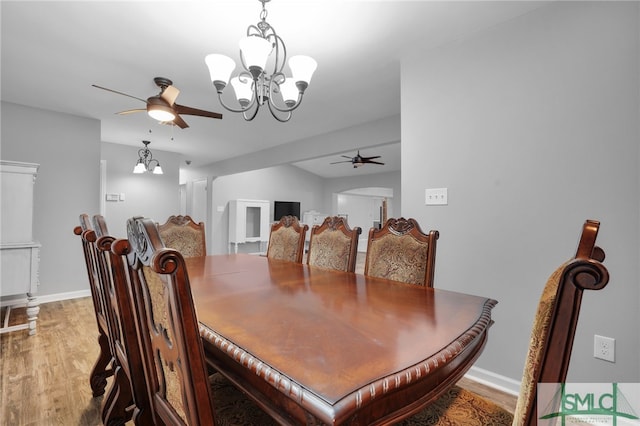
[1,0,547,178]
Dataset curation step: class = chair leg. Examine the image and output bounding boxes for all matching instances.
[89,332,114,397]
[101,366,134,426]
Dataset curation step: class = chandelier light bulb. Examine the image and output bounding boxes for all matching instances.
[133,161,146,174]
[289,55,317,86]
[279,79,299,106]
[239,36,272,75]
[205,54,236,91]
[231,76,254,106]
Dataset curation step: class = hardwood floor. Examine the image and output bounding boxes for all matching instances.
[1,289,516,425]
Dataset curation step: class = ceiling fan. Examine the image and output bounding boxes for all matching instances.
[331,150,385,168]
[92,77,222,129]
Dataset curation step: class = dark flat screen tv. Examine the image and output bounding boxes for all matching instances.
[274,201,301,221]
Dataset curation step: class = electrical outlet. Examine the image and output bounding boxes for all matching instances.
[594,335,615,362]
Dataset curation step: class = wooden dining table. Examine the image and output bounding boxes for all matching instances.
[186,254,497,425]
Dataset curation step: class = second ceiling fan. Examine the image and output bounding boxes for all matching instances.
[331,151,385,168]
[92,77,222,129]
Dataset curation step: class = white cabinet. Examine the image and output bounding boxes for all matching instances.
[0,161,40,335]
[228,199,270,253]
[302,211,329,228]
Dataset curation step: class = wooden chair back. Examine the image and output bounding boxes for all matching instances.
[73,213,114,398]
[307,216,361,272]
[157,215,206,258]
[513,219,610,425]
[266,215,308,263]
[364,217,439,287]
[124,216,216,425]
[92,214,153,425]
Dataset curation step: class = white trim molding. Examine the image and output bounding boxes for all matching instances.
[464,365,521,396]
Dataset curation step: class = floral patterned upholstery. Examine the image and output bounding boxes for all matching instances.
[266,215,308,263]
[157,215,206,258]
[364,217,439,287]
[307,216,361,272]
[401,220,609,426]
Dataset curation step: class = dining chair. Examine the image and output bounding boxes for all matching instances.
[398,219,610,426]
[157,215,207,257]
[266,215,308,263]
[92,214,154,425]
[364,217,440,287]
[73,214,114,398]
[122,216,276,425]
[307,216,362,272]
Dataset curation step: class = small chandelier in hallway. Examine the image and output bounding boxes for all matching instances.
[133,140,163,175]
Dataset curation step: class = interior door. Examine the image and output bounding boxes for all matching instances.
[191,179,207,225]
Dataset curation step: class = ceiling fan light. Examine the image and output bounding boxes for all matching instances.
[239,36,272,74]
[230,76,254,105]
[133,161,146,174]
[147,96,176,121]
[205,54,236,91]
[289,55,317,86]
[148,104,176,122]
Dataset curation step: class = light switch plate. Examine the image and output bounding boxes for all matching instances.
[425,188,448,205]
[105,193,119,202]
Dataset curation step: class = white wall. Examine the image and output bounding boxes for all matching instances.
[101,142,182,238]
[1,102,101,297]
[324,171,401,217]
[401,2,639,384]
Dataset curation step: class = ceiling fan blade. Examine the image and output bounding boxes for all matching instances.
[341,155,353,159]
[172,114,189,129]
[161,85,180,106]
[116,108,146,115]
[361,155,381,160]
[174,104,222,119]
[92,84,147,103]
[366,160,385,165]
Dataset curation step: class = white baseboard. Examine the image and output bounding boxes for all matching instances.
[37,289,92,304]
[464,365,521,396]
[1,289,92,307]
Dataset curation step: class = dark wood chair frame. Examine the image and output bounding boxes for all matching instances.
[93,215,153,426]
[306,216,362,272]
[516,219,609,425]
[266,215,309,263]
[123,216,217,425]
[73,214,114,398]
[364,217,440,287]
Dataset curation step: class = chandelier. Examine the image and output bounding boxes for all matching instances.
[133,141,163,174]
[205,0,317,122]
